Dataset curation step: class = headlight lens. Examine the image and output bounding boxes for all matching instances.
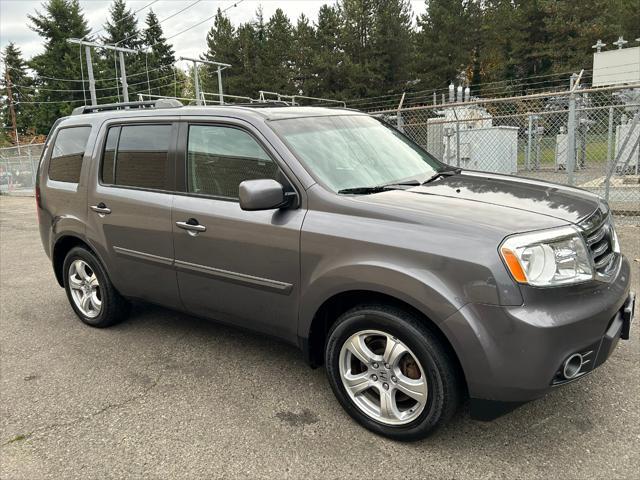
[500,226,593,286]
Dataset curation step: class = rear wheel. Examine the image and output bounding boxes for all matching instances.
[325,304,461,441]
[63,247,129,327]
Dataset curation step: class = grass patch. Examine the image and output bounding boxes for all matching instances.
[5,434,28,444]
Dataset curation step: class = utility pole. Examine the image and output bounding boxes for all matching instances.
[68,39,139,105]
[4,67,19,151]
[180,57,231,106]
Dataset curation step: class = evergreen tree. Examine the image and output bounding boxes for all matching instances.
[234,22,262,98]
[371,0,413,95]
[415,0,476,90]
[291,14,317,96]
[28,0,90,133]
[340,0,378,97]
[202,8,240,101]
[542,0,618,76]
[314,4,347,97]
[263,9,294,94]
[511,0,550,81]
[142,9,176,98]
[1,43,35,137]
[100,0,146,103]
[477,0,523,93]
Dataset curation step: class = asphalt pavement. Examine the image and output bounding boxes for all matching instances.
[1,195,639,479]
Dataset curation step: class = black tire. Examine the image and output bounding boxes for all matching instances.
[325,304,462,441]
[62,246,130,328]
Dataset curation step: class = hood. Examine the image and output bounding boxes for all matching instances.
[348,171,602,234]
[410,171,601,224]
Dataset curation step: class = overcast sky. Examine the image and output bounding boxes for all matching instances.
[0,0,427,69]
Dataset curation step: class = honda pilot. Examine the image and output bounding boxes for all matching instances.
[36,100,635,441]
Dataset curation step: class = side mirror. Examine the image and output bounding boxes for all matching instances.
[239,179,289,211]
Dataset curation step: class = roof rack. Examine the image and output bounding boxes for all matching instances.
[229,101,291,108]
[71,98,182,115]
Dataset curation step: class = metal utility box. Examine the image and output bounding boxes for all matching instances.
[433,105,519,174]
[615,120,640,174]
[451,127,519,174]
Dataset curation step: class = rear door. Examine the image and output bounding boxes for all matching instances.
[172,120,305,342]
[86,121,181,309]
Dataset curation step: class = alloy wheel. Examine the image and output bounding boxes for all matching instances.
[68,259,102,318]
[338,329,428,425]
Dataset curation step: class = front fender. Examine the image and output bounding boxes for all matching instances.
[298,261,464,339]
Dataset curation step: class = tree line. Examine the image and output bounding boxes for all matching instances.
[1,0,638,140]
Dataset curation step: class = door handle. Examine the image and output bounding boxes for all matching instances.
[176,219,207,233]
[90,203,111,215]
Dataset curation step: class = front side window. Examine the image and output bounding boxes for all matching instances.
[101,124,171,190]
[48,126,92,183]
[269,115,442,193]
[187,125,278,198]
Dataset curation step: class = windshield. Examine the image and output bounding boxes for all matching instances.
[269,115,442,193]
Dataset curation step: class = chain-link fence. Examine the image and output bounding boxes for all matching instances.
[2,85,639,212]
[373,85,640,213]
[0,143,44,196]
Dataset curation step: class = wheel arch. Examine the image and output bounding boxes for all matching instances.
[51,235,102,287]
[302,289,468,394]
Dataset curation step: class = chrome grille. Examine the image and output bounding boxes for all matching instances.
[582,215,617,277]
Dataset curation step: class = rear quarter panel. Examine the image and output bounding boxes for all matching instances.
[39,119,102,258]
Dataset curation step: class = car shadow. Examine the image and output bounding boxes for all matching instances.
[114,300,617,453]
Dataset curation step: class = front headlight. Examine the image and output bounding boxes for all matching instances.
[500,226,593,287]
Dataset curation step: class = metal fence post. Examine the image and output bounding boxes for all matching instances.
[28,148,35,189]
[452,108,461,167]
[566,75,578,186]
[397,92,406,133]
[526,113,533,171]
[605,106,614,201]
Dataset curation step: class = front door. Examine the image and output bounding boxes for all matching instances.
[172,122,304,342]
[86,122,181,309]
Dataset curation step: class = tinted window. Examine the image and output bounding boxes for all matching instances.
[114,125,171,190]
[187,125,277,198]
[101,126,120,184]
[48,126,91,183]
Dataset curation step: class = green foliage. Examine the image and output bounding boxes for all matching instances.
[142,9,177,98]
[5,0,639,135]
[27,0,90,134]
[1,43,36,137]
[415,0,473,89]
[99,0,147,103]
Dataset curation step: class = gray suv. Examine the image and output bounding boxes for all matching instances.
[37,100,635,441]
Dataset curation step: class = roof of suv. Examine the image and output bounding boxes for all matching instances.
[62,104,363,126]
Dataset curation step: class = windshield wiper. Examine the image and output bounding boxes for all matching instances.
[338,186,387,194]
[422,167,462,185]
[338,179,422,195]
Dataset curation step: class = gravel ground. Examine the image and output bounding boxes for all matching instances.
[1,195,638,479]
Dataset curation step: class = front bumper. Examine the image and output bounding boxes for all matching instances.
[440,255,634,420]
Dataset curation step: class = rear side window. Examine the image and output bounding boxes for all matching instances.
[101,124,171,190]
[48,126,91,183]
[187,125,278,198]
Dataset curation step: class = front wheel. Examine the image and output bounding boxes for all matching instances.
[325,304,462,441]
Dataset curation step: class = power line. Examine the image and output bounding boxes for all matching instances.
[14,79,188,105]
[163,1,246,45]
[114,0,204,46]
[89,0,161,41]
